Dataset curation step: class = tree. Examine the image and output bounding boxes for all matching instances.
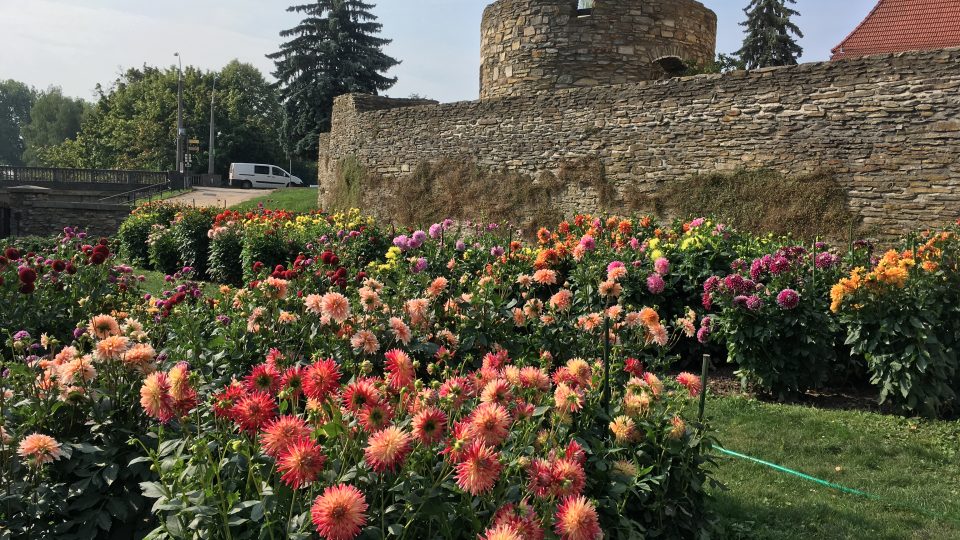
[0,80,36,166]
[736,0,803,69]
[41,62,286,175]
[21,87,90,166]
[269,0,399,160]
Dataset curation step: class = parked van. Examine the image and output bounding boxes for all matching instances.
[229,163,304,189]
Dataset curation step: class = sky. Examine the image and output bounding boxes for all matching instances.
[0,0,880,104]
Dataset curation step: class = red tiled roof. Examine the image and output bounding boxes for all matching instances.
[831,0,960,60]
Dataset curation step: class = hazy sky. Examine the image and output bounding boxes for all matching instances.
[0,0,879,103]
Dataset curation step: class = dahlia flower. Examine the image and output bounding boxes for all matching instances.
[554,495,602,540]
[140,372,174,423]
[260,415,313,458]
[455,440,502,495]
[364,426,412,473]
[311,484,368,540]
[303,359,342,401]
[277,436,325,489]
[17,433,63,467]
[384,349,415,390]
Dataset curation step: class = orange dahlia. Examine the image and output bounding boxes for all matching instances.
[552,458,586,497]
[554,495,602,540]
[388,317,412,345]
[87,314,120,339]
[364,426,412,473]
[245,363,281,394]
[95,335,130,361]
[260,415,312,458]
[480,524,522,540]
[341,378,381,412]
[455,440,502,495]
[277,437,325,489]
[320,292,351,323]
[140,372,174,423]
[311,483,368,540]
[467,402,511,447]
[411,407,447,445]
[233,392,277,433]
[676,372,703,397]
[384,349,415,390]
[609,415,639,444]
[17,433,63,467]
[357,402,394,433]
[303,358,342,401]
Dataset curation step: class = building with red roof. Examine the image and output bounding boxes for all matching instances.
[831,0,960,60]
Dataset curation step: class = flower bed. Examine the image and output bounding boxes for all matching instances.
[3,210,959,538]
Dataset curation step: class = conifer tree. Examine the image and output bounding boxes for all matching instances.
[269,0,399,159]
[736,0,804,69]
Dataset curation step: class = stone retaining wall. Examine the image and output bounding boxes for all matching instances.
[319,48,960,238]
[0,187,131,238]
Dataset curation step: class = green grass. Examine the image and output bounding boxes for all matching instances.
[229,187,319,213]
[704,396,960,539]
[136,268,219,297]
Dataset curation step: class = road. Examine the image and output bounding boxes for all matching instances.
[164,187,274,208]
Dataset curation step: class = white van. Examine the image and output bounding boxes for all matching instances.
[229,163,304,189]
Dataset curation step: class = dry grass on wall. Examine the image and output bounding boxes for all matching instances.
[627,169,860,241]
[328,155,617,233]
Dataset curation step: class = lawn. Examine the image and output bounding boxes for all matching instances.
[704,396,960,539]
[229,186,319,213]
[136,267,219,296]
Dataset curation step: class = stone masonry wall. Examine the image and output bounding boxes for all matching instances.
[318,48,960,238]
[480,0,717,99]
[0,187,131,238]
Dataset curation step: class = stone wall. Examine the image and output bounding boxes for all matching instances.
[0,186,132,238]
[318,48,960,238]
[480,0,717,99]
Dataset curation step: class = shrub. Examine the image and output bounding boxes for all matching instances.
[118,202,183,268]
[208,223,245,286]
[147,225,180,276]
[833,230,960,416]
[0,230,143,353]
[240,222,290,282]
[169,207,217,279]
[0,319,156,538]
[707,244,852,397]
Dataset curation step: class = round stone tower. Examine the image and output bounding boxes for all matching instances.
[479,0,717,100]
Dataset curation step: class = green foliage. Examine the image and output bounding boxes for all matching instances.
[0,79,36,166]
[268,0,399,158]
[41,62,285,176]
[710,246,855,397]
[147,225,181,276]
[118,204,181,268]
[736,0,804,69]
[208,225,245,286]
[169,207,217,279]
[21,87,90,166]
[835,231,960,417]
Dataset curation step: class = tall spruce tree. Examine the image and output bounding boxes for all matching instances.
[736,0,804,69]
[269,0,399,159]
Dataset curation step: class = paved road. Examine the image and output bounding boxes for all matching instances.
[165,187,274,208]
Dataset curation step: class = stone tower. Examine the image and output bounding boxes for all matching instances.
[479,0,718,100]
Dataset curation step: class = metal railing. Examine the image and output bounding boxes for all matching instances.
[98,182,174,204]
[0,166,169,186]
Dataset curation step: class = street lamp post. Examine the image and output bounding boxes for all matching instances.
[174,52,185,174]
[208,74,217,175]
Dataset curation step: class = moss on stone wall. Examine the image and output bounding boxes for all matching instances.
[329,156,368,211]
[628,168,859,240]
